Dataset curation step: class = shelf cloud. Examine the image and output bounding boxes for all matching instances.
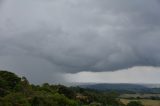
[0,0,160,83]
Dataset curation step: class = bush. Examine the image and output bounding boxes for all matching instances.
[127,101,144,106]
[1,93,30,106]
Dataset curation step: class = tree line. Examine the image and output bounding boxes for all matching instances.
[0,70,144,106]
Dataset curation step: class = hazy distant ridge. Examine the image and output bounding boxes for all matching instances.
[80,83,160,93]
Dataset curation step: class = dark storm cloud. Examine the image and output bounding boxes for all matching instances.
[0,0,160,83]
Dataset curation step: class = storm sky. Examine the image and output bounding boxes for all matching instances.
[0,0,160,84]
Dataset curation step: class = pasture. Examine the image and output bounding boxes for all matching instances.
[120,99,160,106]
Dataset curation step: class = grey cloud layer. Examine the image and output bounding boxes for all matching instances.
[0,0,160,77]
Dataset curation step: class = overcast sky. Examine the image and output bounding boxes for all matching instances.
[0,0,160,84]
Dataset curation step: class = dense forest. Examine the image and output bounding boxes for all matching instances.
[0,70,144,106]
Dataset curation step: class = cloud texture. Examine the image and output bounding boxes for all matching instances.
[0,0,160,83]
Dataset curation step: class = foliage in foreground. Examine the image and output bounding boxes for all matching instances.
[0,70,143,106]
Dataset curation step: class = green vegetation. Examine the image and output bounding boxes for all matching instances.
[0,70,145,106]
[127,101,144,106]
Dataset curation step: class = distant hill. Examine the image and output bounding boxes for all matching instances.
[79,83,160,93]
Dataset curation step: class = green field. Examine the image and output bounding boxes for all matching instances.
[121,99,160,106]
